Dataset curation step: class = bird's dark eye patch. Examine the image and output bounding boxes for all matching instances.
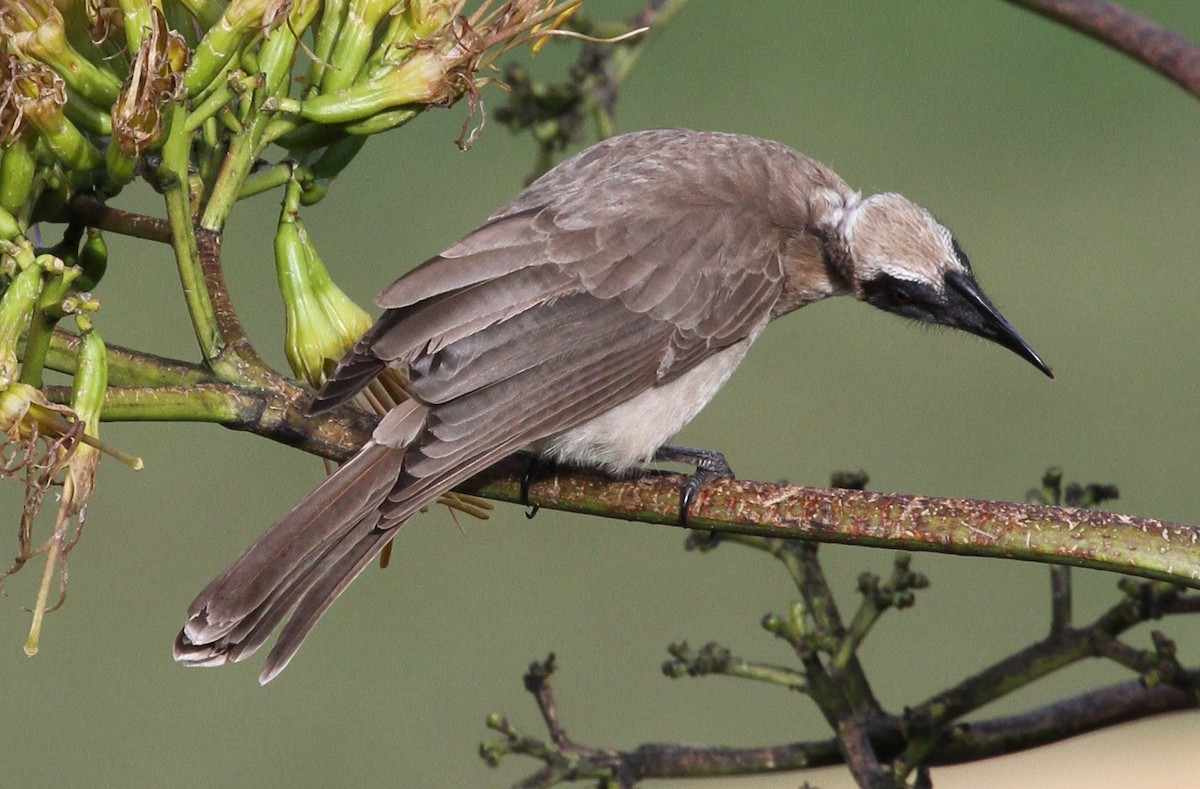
[860,274,941,323]
[887,279,920,305]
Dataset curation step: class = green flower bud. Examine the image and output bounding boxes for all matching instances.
[274,214,372,389]
[320,0,407,94]
[0,260,44,386]
[69,328,106,434]
[75,228,108,291]
[298,47,462,124]
[0,206,21,241]
[0,134,37,216]
[360,0,453,82]
[185,0,279,96]
[22,328,126,657]
[256,0,320,97]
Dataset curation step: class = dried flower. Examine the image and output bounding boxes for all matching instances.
[111,7,190,158]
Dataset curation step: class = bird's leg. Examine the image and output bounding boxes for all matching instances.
[653,444,735,527]
[520,453,552,519]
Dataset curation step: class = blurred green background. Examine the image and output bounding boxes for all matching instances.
[3,2,1199,786]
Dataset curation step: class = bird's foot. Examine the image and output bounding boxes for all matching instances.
[520,454,551,519]
[653,444,735,527]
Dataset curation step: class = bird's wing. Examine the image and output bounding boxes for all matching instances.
[313,186,789,413]
[314,127,808,412]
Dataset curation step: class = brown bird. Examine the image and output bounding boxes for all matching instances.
[175,129,1052,683]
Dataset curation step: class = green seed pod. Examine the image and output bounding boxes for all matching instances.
[76,228,108,291]
[298,181,327,207]
[0,206,21,242]
[320,0,406,94]
[0,137,37,217]
[70,328,108,434]
[62,88,114,137]
[185,0,275,96]
[0,262,44,385]
[310,134,366,180]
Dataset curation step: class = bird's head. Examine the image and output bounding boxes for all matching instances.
[835,192,1053,378]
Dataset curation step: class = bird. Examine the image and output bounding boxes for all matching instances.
[175,128,1052,683]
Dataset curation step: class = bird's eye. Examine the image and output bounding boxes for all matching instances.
[887,280,918,305]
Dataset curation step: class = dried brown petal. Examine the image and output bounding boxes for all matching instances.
[112,7,190,156]
[0,55,66,141]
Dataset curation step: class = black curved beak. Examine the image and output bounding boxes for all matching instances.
[944,270,1053,378]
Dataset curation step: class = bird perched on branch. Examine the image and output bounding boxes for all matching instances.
[175,129,1052,683]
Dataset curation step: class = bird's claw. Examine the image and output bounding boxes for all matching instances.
[654,445,735,527]
[520,454,545,519]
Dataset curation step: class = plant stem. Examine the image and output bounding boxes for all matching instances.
[158,106,224,364]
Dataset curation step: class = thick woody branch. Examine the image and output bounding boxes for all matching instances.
[1005,0,1200,99]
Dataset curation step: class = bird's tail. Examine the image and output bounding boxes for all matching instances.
[174,399,428,683]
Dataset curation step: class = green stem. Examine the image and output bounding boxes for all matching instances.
[832,598,882,673]
[200,0,318,225]
[201,111,267,230]
[239,162,302,199]
[99,384,262,422]
[40,329,216,387]
[158,106,224,362]
[40,382,269,423]
[17,276,73,389]
[724,659,808,691]
[184,72,259,134]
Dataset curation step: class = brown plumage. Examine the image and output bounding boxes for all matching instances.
[176,129,1051,683]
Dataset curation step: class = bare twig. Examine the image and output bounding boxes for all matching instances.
[1005,0,1200,98]
[488,655,1200,783]
[928,669,1200,762]
[64,196,174,244]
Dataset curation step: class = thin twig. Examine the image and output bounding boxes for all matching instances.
[1005,0,1200,98]
[65,196,174,244]
[492,655,1200,782]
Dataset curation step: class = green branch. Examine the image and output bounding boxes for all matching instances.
[458,457,1200,590]
[157,105,224,365]
[42,329,215,387]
